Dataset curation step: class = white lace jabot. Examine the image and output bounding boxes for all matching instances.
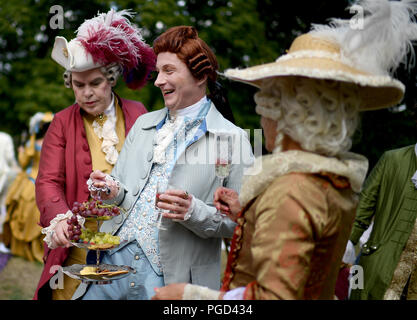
[92,93,119,165]
[153,96,207,164]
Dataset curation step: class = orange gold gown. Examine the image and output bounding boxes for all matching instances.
[4,136,44,262]
[222,171,358,299]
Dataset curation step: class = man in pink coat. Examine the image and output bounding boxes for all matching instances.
[34,9,155,300]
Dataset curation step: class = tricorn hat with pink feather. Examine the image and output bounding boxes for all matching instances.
[51,9,155,90]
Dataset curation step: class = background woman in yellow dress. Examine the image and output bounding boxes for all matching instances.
[3,112,53,262]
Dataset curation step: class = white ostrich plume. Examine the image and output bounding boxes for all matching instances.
[310,0,417,76]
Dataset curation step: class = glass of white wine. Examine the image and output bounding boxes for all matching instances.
[214,134,232,217]
[155,180,168,230]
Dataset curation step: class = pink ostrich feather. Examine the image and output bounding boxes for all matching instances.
[76,9,155,90]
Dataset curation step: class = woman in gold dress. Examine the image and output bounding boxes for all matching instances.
[3,112,53,262]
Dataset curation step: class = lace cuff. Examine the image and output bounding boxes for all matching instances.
[41,210,85,249]
[87,174,120,199]
[182,284,221,300]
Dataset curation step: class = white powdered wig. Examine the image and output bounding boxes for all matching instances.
[255,77,360,156]
[310,0,417,76]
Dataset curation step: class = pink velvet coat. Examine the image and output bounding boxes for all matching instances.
[34,95,147,299]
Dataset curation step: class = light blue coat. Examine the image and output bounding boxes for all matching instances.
[73,103,254,299]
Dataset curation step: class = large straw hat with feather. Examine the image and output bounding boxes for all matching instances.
[225,0,417,110]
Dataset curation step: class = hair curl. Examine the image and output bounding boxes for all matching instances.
[62,63,123,88]
[255,77,360,156]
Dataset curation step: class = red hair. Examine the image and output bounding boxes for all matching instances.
[153,26,218,82]
[153,26,235,123]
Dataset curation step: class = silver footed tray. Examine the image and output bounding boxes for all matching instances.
[62,263,134,284]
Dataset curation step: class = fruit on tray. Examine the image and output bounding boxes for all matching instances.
[67,215,120,246]
[67,199,123,246]
[71,199,122,220]
[67,214,82,242]
[80,229,120,246]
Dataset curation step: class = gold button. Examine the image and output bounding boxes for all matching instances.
[130,282,135,287]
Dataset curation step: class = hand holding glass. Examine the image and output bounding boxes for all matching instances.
[213,187,241,222]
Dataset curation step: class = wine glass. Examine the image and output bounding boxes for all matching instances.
[155,180,168,230]
[215,135,232,217]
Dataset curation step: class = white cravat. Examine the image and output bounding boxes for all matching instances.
[170,96,207,119]
[154,96,208,164]
[92,93,119,165]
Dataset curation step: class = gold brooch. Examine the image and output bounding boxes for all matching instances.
[95,113,107,127]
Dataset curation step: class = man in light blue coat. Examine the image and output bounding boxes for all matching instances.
[75,26,254,300]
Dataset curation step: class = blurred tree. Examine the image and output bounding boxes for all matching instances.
[0,0,109,145]
[1,0,416,171]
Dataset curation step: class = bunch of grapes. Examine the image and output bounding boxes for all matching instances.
[80,229,120,245]
[67,199,123,245]
[71,199,121,220]
[67,215,82,242]
[67,221,121,245]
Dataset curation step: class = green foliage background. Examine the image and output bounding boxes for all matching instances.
[1,0,416,171]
